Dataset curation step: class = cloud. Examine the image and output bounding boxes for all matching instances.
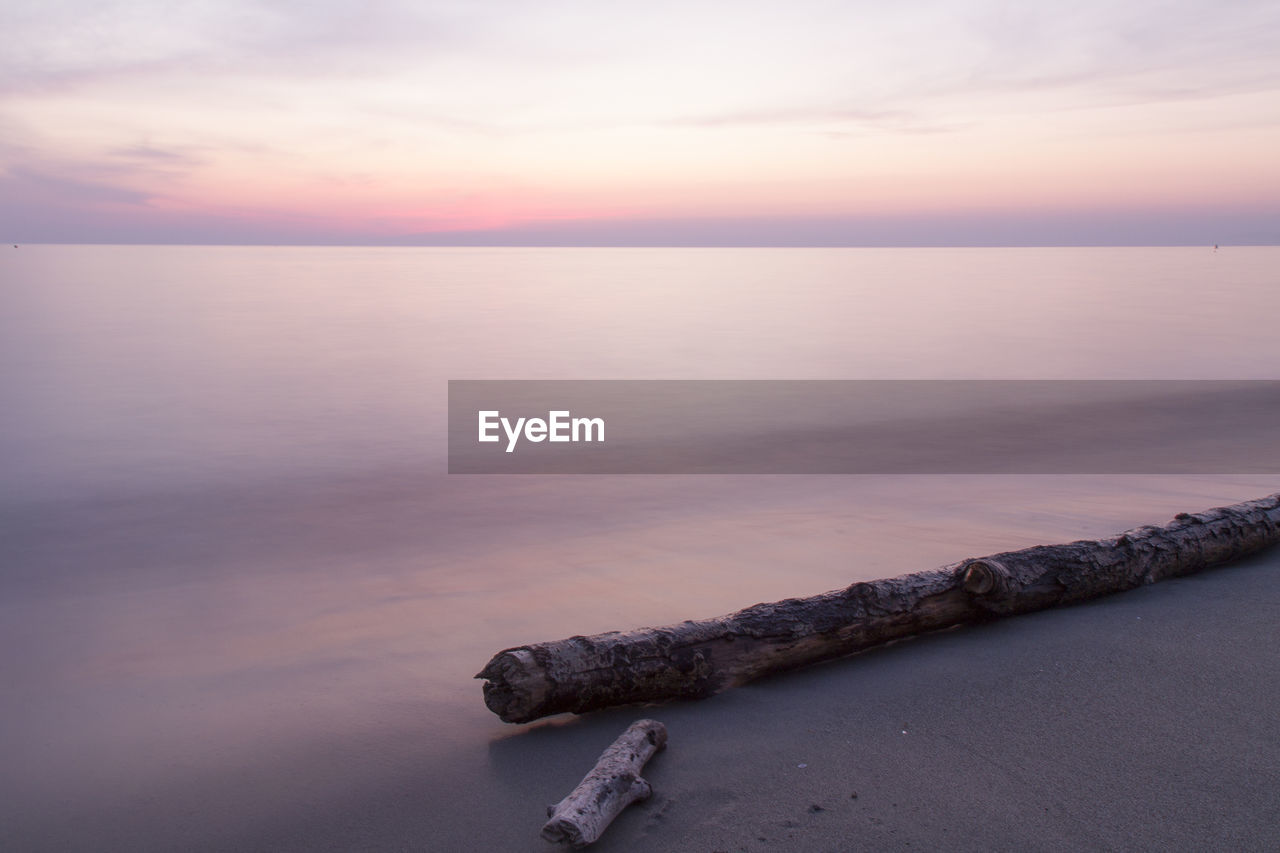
[0,0,475,96]
[948,1,1280,105]
[0,164,163,243]
[3,165,154,206]
[660,105,966,137]
[107,145,195,162]
[383,205,1280,248]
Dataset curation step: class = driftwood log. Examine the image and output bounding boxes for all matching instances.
[542,719,667,847]
[478,493,1280,724]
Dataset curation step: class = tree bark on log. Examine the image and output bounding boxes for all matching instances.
[541,719,667,847]
[478,493,1280,724]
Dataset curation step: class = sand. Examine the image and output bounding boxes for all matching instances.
[275,547,1278,853]
[379,549,1280,852]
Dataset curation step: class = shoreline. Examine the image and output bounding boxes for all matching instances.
[4,477,1278,850]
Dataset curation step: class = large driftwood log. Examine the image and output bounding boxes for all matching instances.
[542,719,667,847]
[478,493,1280,724]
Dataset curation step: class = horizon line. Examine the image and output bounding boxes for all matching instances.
[6,241,1272,249]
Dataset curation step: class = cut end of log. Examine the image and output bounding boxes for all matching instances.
[475,648,549,723]
[540,818,587,847]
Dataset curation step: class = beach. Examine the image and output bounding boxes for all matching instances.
[484,537,1280,853]
[7,0,1280,841]
[4,474,1278,851]
[2,246,1279,850]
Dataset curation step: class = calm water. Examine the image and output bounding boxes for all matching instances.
[2,245,1278,850]
[4,246,1279,500]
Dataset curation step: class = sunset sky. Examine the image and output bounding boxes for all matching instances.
[3,0,1278,245]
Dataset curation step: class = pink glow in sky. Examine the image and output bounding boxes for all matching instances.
[2,1,1278,245]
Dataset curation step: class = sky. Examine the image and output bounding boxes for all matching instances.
[2,0,1279,245]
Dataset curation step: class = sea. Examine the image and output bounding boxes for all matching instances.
[2,245,1277,850]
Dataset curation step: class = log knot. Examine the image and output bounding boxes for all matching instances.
[958,558,1014,601]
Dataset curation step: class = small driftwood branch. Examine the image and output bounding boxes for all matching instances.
[479,493,1280,724]
[541,719,667,847]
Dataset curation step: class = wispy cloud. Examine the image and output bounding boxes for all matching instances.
[2,165,154,207]
[107,145,204,165]
[1,1,480,97]
[660,105,966,137]
[946,1,1280,106]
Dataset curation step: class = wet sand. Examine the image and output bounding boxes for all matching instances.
[477,548,1280,853]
